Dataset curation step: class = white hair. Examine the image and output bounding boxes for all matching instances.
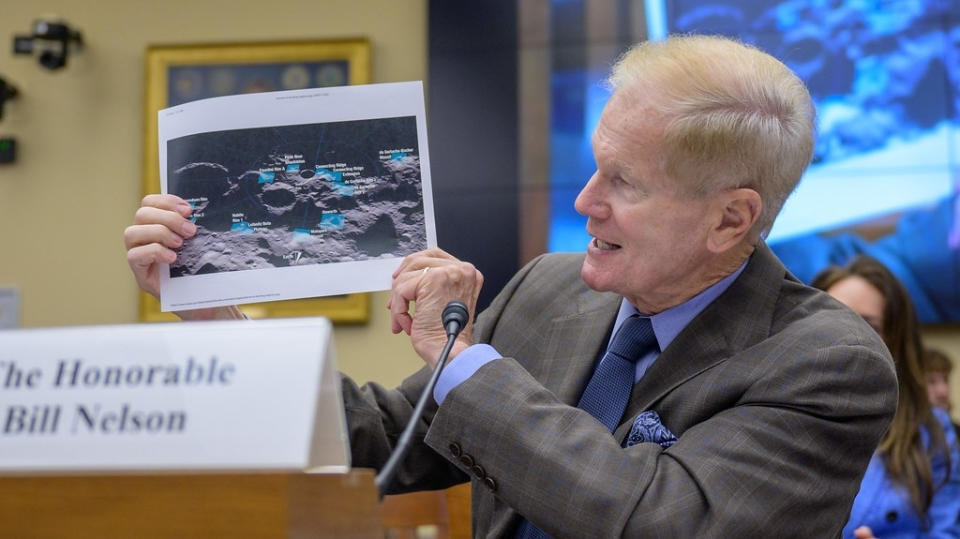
[609,35,816,235]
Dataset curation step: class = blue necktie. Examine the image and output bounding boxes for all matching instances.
[576,315,656,431]
[515,315,657,539]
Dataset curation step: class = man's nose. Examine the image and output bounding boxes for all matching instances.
[575,174,603,217]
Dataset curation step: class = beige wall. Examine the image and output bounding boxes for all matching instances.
[0,0,426,387]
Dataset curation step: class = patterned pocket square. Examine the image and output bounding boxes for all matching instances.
[625,410,677,448]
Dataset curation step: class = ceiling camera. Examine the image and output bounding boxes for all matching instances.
[12,19,84,71]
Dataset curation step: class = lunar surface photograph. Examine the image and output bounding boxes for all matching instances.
[165,116,427,278]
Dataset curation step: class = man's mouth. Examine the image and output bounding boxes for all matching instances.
[593,238,621,250]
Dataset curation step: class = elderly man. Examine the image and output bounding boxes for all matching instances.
[126,36,897,537]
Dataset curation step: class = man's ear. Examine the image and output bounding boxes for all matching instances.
[706,188,762,253]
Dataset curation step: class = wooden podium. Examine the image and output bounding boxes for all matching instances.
[0,470,383,538]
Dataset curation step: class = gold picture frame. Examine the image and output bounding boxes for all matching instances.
[140,39,371,323]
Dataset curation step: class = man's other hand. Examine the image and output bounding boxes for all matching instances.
[123,194,243,321]
[124,194,195,299]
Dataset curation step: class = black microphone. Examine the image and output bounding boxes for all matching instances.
[442,300,469,337]
[374,300,470,496]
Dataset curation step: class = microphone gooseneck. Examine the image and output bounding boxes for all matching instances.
[374,300,470,496]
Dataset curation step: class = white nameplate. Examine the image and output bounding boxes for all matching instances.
[0,317,348,472]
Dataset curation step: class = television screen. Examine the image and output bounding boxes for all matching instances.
[547,0,959,322]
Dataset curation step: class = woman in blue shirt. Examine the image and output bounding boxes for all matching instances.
[814,256,960,538]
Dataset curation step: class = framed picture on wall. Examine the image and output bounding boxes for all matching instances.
[141,39,372,323]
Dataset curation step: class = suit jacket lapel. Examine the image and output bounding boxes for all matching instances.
[535,291,621,405]
[614,242,787,439]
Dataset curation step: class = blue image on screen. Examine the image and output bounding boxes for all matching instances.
[547,0,960,322]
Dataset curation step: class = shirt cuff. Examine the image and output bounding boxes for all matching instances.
[433,343,501,405]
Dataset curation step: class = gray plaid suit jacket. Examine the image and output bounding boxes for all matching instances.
[343,242,897,538]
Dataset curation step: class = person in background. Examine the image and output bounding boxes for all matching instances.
[812,256,960,538]
[921,347,960,441]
